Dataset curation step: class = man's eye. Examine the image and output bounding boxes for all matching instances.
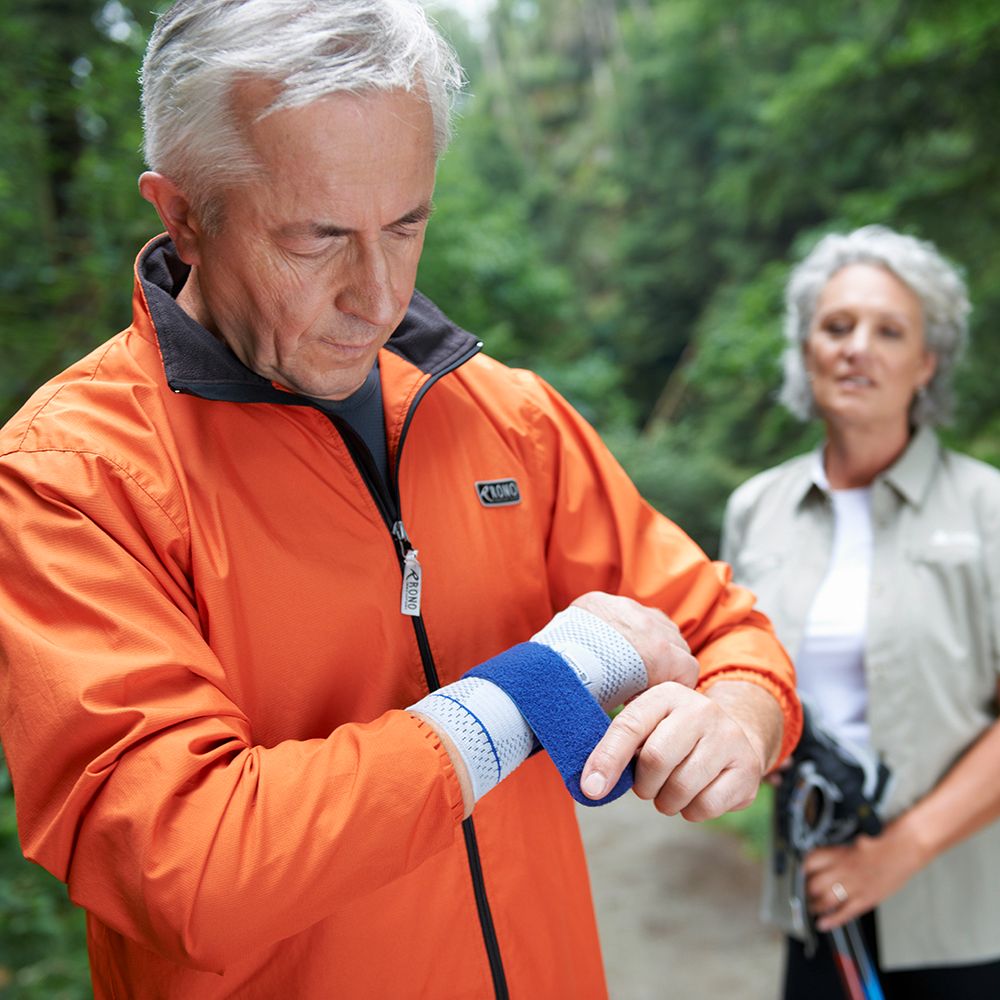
[880,326,903,339]
[285,238,338,257]
[387,224,422,239]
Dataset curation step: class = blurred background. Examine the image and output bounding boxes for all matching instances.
[1,0,998,994]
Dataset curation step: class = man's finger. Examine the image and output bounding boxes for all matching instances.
[631,726,700,802]
[642,737,725,812]
[580,683,685,799]
[674,768,756,822]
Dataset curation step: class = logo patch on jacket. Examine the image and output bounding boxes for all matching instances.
[476,478,522,507]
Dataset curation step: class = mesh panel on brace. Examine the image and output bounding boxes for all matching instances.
[533,606,646,710]
[410,676,535,802]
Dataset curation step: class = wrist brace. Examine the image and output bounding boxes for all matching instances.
[530,605,648,711]
[408,676,535,803]
[409,606,648,807]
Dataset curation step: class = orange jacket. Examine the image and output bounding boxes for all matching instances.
[0,237,799,998]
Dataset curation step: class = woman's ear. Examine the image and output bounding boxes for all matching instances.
[918,351,939,391]
[138,172,204,265]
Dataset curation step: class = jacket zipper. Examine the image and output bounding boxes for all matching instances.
[324,345,509,1000]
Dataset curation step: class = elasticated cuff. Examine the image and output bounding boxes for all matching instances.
[411,715,469,826]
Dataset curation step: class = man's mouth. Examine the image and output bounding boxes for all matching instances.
[320,336,381,357]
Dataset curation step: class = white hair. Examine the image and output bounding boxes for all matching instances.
[780,224,970,426]
[141,0,464,229]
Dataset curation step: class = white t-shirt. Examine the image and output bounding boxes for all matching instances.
[796,462,873,747]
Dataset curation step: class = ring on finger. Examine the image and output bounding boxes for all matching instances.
[831,881,849,904]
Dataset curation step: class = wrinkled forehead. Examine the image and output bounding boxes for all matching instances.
[214,86,438,230]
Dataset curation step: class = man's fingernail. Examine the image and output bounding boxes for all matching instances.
[581,772,607,798]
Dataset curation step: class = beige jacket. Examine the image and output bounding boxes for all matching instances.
[722,426,1000,969]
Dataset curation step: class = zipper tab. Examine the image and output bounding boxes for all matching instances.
[400,546,423,617]
[393,520,423,617]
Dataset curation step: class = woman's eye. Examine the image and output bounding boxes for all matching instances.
[880,326,903,339]
[823,319,852,336]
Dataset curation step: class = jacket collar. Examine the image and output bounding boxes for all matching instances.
[134,234,481,404]
[794,424,941,509]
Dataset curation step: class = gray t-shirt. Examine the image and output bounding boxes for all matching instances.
[309,364,388,486]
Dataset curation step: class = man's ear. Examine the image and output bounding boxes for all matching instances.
[138,172,204,265]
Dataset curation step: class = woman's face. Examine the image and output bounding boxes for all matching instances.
[804,263,938,432]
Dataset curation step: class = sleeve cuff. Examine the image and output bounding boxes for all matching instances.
[411,715,468,825]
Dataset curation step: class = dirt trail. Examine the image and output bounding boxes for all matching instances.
[577,795,783,999]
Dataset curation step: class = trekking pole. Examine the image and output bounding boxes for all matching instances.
[776,703,894,1000]
[844,918,885,1000]
[829,919,885,1000]
[829,924,867,1000]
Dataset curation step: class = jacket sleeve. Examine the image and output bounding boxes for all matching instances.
[516,373,801,760]
[0,448,464,973]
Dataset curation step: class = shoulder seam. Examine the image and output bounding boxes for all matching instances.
[0,446,186,537]
[13,339,122,451]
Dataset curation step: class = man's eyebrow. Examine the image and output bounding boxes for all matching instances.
[278,203,435,240]
[388,203,434,228]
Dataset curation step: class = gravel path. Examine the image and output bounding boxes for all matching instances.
[577,795,784,1000]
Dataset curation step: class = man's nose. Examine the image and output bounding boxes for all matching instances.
[335,243,398,328]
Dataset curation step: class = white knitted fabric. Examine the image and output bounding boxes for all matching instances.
[531,605,647,711]
[408,677,534,802]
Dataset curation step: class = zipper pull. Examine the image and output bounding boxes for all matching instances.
[393,521,423,617]
[400,548,423,617]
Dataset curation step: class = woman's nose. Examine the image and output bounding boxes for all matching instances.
[845,323,871,357]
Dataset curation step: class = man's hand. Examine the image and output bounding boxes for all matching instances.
[570,592,699,690]
[580,679,781,819]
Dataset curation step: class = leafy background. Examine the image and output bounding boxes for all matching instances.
[2,0,999,992]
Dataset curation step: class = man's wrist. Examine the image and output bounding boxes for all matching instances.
[408,675,536,810]
[703,679,783,773]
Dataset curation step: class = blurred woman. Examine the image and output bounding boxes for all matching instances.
[722,225,1000,999]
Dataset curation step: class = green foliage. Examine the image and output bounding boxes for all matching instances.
[604,425,742,559]
[0,0,157,425]
[419,113,637,428]
[0,754,89,999]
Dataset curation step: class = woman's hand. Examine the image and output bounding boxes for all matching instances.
[803,816,929,931]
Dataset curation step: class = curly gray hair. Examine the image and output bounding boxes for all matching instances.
[779,225,970,426]
[141,0,464,231]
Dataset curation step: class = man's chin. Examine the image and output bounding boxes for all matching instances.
[290,367,373,402]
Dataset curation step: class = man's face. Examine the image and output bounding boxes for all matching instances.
[185,86,437,400]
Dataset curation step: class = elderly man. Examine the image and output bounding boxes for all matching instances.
[0,1,799,996]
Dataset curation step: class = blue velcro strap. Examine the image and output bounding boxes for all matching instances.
[467,642,634,807]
